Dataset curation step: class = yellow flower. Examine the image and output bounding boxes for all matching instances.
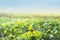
[22,19,26,23]
[47,29,51,32]
[1,23,7,27]
[33,31,36,34]
[33,31,38,36]
[8,34,13,38]
[33,31,42,37]
[37,31,42,36]
[28,25,33,30]
[26,31,32,36]
[21,23,25,28]
[16,21,20,24]
[4,30,7,34]
[16,19,26,25]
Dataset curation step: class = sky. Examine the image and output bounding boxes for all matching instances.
[0,0,60,15]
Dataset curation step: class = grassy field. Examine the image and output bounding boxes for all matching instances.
[0,15,60,40]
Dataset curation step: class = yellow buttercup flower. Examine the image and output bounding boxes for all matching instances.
[21,23,25,28]
[4,30,7,34]
[33,30,42,37]
[22,19,26,23]
[26,31,32,36]
[8,34,13,38]
[28,25,33,30]
[1,23,7,27]
[16,21,20,24]
[33,31,36,34]
[33,31,38,36]
[37,31,43,36]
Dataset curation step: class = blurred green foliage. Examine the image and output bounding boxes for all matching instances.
[0,17,60,40]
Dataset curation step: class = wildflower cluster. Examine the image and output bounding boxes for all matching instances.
[0,18,60,40]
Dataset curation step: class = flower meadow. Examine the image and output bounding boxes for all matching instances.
[0,17,60,40]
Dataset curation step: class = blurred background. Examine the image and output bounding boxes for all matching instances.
[0,0,60,17]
